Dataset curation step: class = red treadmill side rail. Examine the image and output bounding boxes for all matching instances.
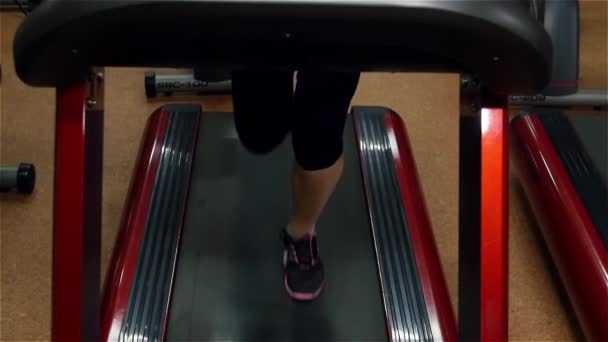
[480,108,509,342]
[511,115,608,342]
[458,107,509,342]
[54,84,103,342]
[384,113,458,342]
[101,110,170,342]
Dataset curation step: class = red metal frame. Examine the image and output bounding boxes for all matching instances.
[479,108,509,342]
[458,107,509,342]
[511,115,608,342]
[384,112,458,342]
[53,84,103,342]
[101,110,169,342]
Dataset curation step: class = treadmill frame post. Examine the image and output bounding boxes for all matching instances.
[459,79,509,342]
[53,69,104,342]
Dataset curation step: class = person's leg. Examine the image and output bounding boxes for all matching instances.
[289,71,360,237]
[232,70,294,154]
[282,70,360,301]
[288,157,345,237]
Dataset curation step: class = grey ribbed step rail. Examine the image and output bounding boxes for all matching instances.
[353,107,433,342]
[119,105,200,342]
[536,110,608,249]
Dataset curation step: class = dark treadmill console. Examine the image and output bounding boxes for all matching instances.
[14,0,552,94]
[102,106,457,342]
[511,112,608,342]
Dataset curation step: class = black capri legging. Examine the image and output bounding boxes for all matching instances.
[232,70,360,171]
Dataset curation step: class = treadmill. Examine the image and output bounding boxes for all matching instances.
[12,2,553,341]
[103,106,456,342]
[510,2,608,341]
[512,111,608,342]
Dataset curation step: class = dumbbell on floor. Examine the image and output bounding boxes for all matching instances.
[0,163,36,194]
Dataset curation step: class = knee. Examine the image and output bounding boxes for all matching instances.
[292,110,347,171]
[293,137,344,171]
[238,133,285,155]
[233,109,289,155]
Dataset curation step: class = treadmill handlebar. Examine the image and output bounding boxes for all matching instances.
[145,72,232,98]
[509,89,608,109]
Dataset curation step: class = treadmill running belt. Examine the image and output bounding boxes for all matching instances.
[105,105,456,342]
[168,111,389,341]
[535,111,608,248]
[569,115,608,186]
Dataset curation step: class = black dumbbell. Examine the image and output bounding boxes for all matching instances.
[0,163,36,194]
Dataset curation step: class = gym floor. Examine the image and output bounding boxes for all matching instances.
[1,4,606,341]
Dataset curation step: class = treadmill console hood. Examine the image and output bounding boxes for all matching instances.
[14,0,552,93]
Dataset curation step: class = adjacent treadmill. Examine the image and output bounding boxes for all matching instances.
[13,1,553,341]
[512,111,608,342]
[510,2,608,341]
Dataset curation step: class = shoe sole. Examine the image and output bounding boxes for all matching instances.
[284,277,325,301]
[283,250,324,301]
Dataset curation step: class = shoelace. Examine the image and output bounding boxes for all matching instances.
[283,232,319,270]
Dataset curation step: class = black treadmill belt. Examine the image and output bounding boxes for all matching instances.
[570,115,608,184]
[537,111,608,249]
[167,113,387,341]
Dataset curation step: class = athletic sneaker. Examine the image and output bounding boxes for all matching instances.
[281,229,325,301]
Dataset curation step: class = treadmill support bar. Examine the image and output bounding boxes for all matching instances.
[52,68,104,342]
[459,78,509,342]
